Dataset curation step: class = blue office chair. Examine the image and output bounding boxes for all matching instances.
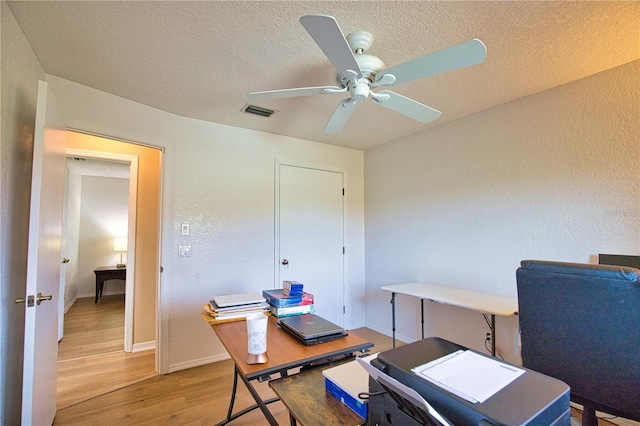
[516,260,640,426]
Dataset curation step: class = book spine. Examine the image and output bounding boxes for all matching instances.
[270,304,315,317]
[262,291,304,307]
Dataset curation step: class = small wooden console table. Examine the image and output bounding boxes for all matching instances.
[381,282,518,356]
[93,266,126,303]
[203,313,372,425]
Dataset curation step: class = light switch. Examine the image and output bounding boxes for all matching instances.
[181,223,190,236]
[178,245,192,257]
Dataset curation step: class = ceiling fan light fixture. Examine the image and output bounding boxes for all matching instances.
[242,104,276,117]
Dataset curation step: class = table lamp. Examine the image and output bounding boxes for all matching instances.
[114,237,127,268]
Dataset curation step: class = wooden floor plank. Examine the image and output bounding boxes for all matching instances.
[56,294,156,411]
[58,294,126,360]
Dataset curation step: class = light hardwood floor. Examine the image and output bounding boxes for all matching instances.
[58,294,127,360]
[54,296,633,425]
[54,296,395,425]
[56,295,156,411]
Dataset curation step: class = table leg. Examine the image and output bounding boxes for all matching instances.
[216,364,280,426]
[94,278,100,303]
[227,365,240,422]
[390,292,396,348]
[238,371,279,426]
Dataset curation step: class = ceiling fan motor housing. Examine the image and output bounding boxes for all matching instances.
[335,30,386,85]
[337,53,385,86]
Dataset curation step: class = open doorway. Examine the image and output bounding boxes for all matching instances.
[59,156,130,356]
[56,131,162,409]
[60,153,137,351]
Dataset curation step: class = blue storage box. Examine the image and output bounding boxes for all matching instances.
[322,359,369,419]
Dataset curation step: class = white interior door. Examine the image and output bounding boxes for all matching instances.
[21,80,66,425]
[277,164,345,327]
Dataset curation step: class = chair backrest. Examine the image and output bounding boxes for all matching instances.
[516,260,640,421]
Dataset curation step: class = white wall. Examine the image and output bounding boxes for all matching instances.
[0,3,46,423]
[63,161,131,306]
[364,60,640,363]
[75,175,129,297]
[45,75,366,373]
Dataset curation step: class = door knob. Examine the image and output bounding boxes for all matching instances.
[36,292,52,305]
[62,258,70,264]
[15,295,35,307]
[281,259,289,265]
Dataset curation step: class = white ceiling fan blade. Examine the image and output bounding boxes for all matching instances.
[374,90,442,124]
[323,99,357,133]
[300,14,362,80]
[248,85,346,101]
[375,39,487,86]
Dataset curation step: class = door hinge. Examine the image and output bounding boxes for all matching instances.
[342,246,345,254]
[343,306,346,314]
[342,188,345,196]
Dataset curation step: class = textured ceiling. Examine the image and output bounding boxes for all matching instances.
[7,1,640,151]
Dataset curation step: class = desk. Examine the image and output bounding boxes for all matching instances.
[203,313,373,425]
[93,266,126,303]
[269,360,364,426]
[381,282,518,356]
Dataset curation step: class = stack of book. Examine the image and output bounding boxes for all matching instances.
[263,286,315,317]
[202,292,269,324]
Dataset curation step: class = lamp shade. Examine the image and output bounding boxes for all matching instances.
[113,237,128,252]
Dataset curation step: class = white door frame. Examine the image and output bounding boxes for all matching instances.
[65,148,138,352]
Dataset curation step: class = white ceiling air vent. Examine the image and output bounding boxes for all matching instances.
[242,104,276,118]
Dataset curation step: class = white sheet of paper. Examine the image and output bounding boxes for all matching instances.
[412,350,525,403]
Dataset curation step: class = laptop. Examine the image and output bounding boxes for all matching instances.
[278,314,347,345]
[212,292,265,308]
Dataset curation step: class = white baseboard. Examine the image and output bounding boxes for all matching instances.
[347,320,366,330]
[365,322,415,344]
[64,296,78,314]
[132,341,156,352]
[167,353,231,374]
[77,290,126,299]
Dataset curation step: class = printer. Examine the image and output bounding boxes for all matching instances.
[367,337,570,426]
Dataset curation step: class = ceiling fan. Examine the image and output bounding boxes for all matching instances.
[247,14,487,133]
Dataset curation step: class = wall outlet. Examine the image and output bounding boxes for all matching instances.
[178,245,191,257]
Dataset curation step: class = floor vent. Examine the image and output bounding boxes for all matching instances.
[242,104,276,117]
